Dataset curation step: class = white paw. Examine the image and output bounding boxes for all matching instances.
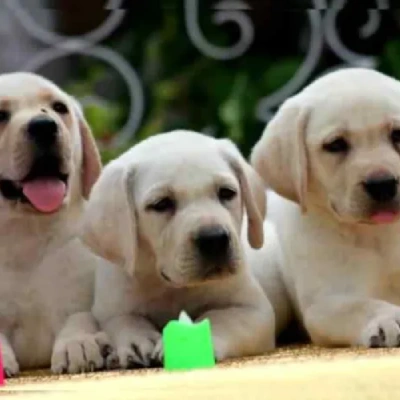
[104,349,120,370]
[51,332,110,374]
[150,338,163,365]
[212,335,228,362]
[360,314,400,347]
[110,331,162,370]
[2,349,19,378]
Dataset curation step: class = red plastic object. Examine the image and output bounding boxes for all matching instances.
[0,344,4,385]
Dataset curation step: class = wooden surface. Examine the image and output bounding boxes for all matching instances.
[3,345,400,399]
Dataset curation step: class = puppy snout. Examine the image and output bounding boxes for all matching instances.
[362,174,398,203]
[194,225,230,261]
[27,116,58,148]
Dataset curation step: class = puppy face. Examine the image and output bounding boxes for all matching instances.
[83,131,266,287]
[0,72,101,215]
[307,93,400,224]
[252,68,400,225]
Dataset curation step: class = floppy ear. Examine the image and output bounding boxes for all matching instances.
[219,139,266,249]
[70,97,102,199]
[250,99,309,212]
[81,161,137,276]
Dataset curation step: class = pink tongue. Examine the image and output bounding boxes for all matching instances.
[22,179,66,213]
[371,211,398,224]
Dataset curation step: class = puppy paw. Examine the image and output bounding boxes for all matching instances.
[360,315,400,347]
[113,332,162,369]
[51,332,110,374]
[210,334,229,362]
[104,349,120,370]
[150,338,163,367]
[2,351,19,378]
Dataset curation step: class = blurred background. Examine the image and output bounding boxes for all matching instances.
[1,0,399,162]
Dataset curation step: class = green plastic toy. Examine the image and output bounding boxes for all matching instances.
[163,311,216,371]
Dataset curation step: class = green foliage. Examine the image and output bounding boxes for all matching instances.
[262,58,303,94]
[64,2,398,164]
[379,39,400,80]
[63,2,302,163]
[65,67,124,141]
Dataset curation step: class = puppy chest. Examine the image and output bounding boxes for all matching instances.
[138,290,206,329]
[0,273,90,369]
[8,281,55,362]
[0,269,30,328]
[381,269,400,304]
[11,306,54,368]
[373,248,400,304]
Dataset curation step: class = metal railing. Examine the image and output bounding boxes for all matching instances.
[3,0,389,147]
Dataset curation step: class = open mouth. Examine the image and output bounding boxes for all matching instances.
[330,201,400,225]
[0,155,69,214]
[369,209,400,224]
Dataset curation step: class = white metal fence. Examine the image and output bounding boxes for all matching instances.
[0,0,390,147]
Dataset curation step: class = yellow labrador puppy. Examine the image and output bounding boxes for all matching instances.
[0,72,110,376]
[251,68,400,348]
[82,130,275,368]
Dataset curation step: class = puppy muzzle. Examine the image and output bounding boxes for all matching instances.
[193,225,236,280]
[0,115,69,214]
[361,171,400,224]
[27,115,59,151]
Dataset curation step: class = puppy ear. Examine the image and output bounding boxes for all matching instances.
[81,161,137,276]
[219,139,266,249]
[70,97,102,199]
[251,99,309,212]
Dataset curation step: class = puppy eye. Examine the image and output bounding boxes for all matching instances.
[147,197,176,213]
[52,101,69,115]
[218,187,237,202]
[0,110,10,123]
[322,137,350,153]
[391,129,400,145]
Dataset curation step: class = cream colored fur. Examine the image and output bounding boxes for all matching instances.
[0,72,110,376]
[251,68,400,347]
[82,130,276,368]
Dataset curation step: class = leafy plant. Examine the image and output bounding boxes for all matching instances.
[62,2,400,164]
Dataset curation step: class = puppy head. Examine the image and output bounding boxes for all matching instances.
[82,130,265,286]
[252,68,400,225]
[0,72,101,216]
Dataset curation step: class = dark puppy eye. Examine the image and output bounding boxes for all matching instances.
[52,101,69,115]
[0,110,10,123]
[148,197,176,213]
[322,137,350,153]
[391,129,400,145]
[218,187,237,202]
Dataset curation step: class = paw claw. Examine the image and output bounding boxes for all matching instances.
[369,335,381,348]
[51,334,105,375]
[106,352,120,370]
[114,331,162,370]
[101,344,112,358]
[361,313,400,348]
[4,368,16,378]
[149,358,163,368]
[126,355,141,369]
[3,353,20,378]
[88,361,96,372]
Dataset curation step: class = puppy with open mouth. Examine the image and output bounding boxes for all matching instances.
[0,104,71,213]
[0,72,111,376]
[251,68,400,348]
[81,130,276,368]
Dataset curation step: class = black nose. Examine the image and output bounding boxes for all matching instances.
[27,116,58,148]
[194,226,230,261]
[362,176,398,202]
